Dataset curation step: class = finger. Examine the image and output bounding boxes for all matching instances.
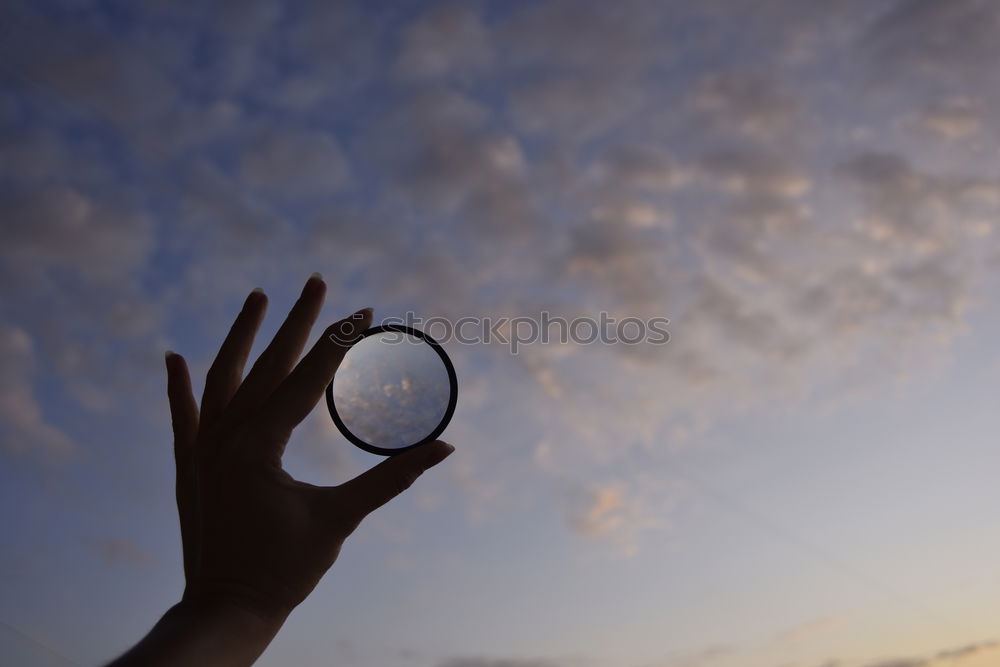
[166,351,199,456]
[250,307,372,461]
[330,440,455,524]
[199,288,268,430]
[166,351,200,581]
[225,273,326,421]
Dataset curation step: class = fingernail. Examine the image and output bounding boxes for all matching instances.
[309,271,323,282]
[164,349,176,361]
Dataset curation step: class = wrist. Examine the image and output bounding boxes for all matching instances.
[106,597,288,667]
[174,592,290,639]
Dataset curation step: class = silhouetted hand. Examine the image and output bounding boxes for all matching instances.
[108,274,454,667]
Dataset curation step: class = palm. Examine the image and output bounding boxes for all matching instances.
[194,467,328,612]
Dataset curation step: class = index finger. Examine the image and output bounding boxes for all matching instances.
[250,307,373,460]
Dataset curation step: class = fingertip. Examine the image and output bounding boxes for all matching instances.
[327,307,373,347]
[165,351,190,379]
[434,440,456,455]
[304,273,326,298]
[419,439,456,467]
[165,350,182,371]
[246,287,268,310]
[353,306,374,331]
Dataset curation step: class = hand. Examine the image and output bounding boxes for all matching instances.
[109,274,454,666]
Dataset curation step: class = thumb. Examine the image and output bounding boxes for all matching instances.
[334,440,455,522]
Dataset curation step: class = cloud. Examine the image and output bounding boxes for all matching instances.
[566,479,667,556]
[438,659,564,667]
[588,144,682,194]
[239,128,351,197]
[857,638,999,667]
[772,616,840,644]
[862,0,1000,85]
[394,3,494,82]
[0,122,167,430]
[497,0,672,78]
[496,0,674,143]
[360,86,537,239]
[934,640,1000,662]
[82,536,154,569]
[0,325,76,462]
[330,331,451,448]
[837,153,999,248]
[916,98,983,141]
[690,70,802,140]
[507,73,649,143]
[645,643,736,667]
[696,150,811,198]
[0,186,153,284]
[1,3,178,142]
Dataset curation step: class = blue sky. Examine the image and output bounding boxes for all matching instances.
[2,1,1000,665]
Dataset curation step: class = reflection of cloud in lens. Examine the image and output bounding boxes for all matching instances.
[332,333,451,449]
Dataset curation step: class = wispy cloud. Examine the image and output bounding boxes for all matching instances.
[81,536,154,569]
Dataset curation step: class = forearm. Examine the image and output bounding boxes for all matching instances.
[106,599,287,667]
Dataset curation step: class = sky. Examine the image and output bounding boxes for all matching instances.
[1,0,999,665]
